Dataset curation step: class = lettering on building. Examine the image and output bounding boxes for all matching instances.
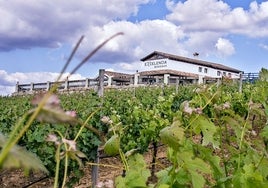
[144,60,167,69]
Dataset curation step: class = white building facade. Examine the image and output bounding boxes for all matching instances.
[137,51,242,85]
[140,51,241,79]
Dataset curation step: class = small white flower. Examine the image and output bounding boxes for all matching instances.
[47,94,60,105]
[62,138,77,151]
[251,130,257,136]
[223,102,231,109]
[182,101,193,115]
[104,180,114,188]
[65,110,77,117]
[101,116,113,124]
[96,182,104,188]
[46,134,60,145]
[194,107,203,114]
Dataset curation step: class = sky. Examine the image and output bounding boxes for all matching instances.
[0,0,268,95]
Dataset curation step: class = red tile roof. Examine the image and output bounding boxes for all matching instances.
[104,71,132,78]
[139,69,198,78]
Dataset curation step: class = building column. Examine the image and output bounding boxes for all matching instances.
[198,75,204,84]
[134,73,140,85]
[107,76,112,86]
[155,76,159,84]
[164,74,170,85]
[216,78,221,87]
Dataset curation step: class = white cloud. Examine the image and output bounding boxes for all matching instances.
[0,0,152,51]
[215,38,235,57]
[78,19,186,63]
[0,0,267,79]
[117,61,142,72]
[166,0,268,37]
[181,31,223,57]
[0,0,267,59]
[0,86,15,96]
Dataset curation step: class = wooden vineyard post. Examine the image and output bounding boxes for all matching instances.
[175,78,180,94]
[91,69,105,188]
[239,73,243,93]
[15,82,19,93]
[98,69,105,97]
[91,147,100,188]
[151,142,158,178]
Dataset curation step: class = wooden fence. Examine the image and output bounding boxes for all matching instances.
[13,71,259,95]
[15,78,100,93]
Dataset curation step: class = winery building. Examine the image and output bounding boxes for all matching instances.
[14,51,243,94]
[106,51,242,86]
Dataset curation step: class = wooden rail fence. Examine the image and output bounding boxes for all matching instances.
[15,78,100,93]
[13,71,259,95]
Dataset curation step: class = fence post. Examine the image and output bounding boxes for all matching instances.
[92,69,105,188]
[64,77,69,90]
[15,82,19,93]
[46,81,50,91]
[239,73,243,93]
[30,82,34,91]
[176,78,179,94]
[85,78,89,88]
[91,147,100,188]
[98,69,105,97]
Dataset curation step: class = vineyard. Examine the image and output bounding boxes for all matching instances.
[0,69,268,188]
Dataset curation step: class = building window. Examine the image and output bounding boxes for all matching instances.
[228,73,231,78]
[217,71,221,76]
[223,72,226,76]
[198,67,202,72]
[204,68,208,73]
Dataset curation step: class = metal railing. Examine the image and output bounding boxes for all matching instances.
[242,73,259,82]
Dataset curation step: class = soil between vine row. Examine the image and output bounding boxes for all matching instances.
[0,145,169,188]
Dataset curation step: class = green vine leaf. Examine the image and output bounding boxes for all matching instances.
[194,116,219,148]
[66,150,87,167]
[259,68,268,81]
[0,133,48,174]
[159,123,185,149]
[191,171,206,188]
[180,151,212,188]
[261,125,268,140]
[197,146,223,181]
[233,164,268,188]
[115,154,150,188]
[103,135,120,156]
